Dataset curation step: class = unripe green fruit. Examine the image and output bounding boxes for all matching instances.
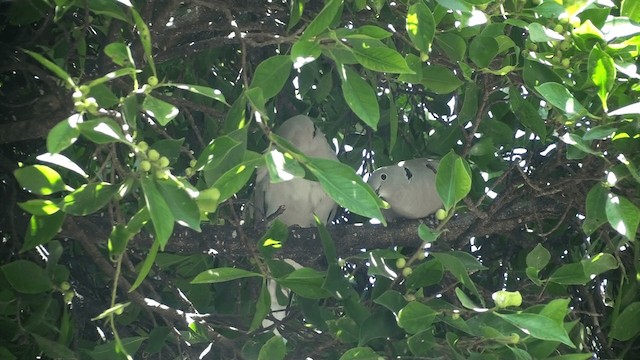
[79,85,91,95]
[396,258,406,269]
[402,267,413,277]
[74,101,85,112]
[561,58,571,68]
[63,291,74,303]
[553,24,564,33]
[559,40,572,51]
[417,251,426,260]
[159,156,170,168]
[185,168,194,177]
[60,281,71,291]
[147,149,160,161]
[435,208,447,220]
[405,294,416,301]
[140,160,152,172]
[72,90,83,101]
[147,76,158,86]
[114,307,124,315]
[138,141,149,152]
[154,169,169,180]
[189,159,197,168]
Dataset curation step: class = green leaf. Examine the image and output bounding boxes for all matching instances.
[14,165,67,195]
[432,252,482,304]
[583,184,608,235]
[422,64,463,94]
[24,49,75,88]
[250,281,271,332]
[86,336,146,360]
[622,0,640,22]
[339,347,381,360]
[610,301,640,341]
[373,290,407,316]
[47,114,81,153]
[407,329,436,356]
[549,263,589,285]
[18,199,60,216]
[104,42,133,66]
[88,0,130,23]
[191,267,262,284]
[77,118,127,144]
[305,157,385,224]
[323,264,353,300]
[278,267,330,299]
[129,240,159,292]
[528,23,565,42]
[435,151,472,211]
[156,178,201,231]
[398,301,437,334]
[435,33,466,62]
[61,182,116,216]
[535,83,588,119]
[1,260,52,294]
[130,8,155,74]
[605,193,640,240]
[349,43,414,74]
[265,149,306,183]
[583,124,616,140]
[581,253,618,277]
[494,312,575,347]
[300,0,343,40]
[143,95,179,126]
[404,259,443,289]
[258,335,286,360]
[21,212,65,252]
[211,153,262,203]
[588,46,616,111]
[249,55,293,99]
[140,176,174,249]
[339,65,380,129]
[291,40,321,67]
[509,88,547,139]
[258,220,289,258]
[31,333,77,360]
[526,243,551,270]
[469,36,499,68]
[418,223,439,243]
[492,290,523,308]
[456,287,482,310]
[406,2,435,54]
[169,83,228,105]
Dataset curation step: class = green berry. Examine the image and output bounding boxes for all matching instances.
[79,85,91,96]
[417,252,426,260]
[138,141,149,152]
[63,291,74,303]
[147,76,158,86]
[72,90,83,101]
[435,208,447,220]
[553,24,564,33]
[140,160,152,172]
[74,101,85,112]
[559,40,572,51]
[189,159,197,168]
[185,168,194,177]
[147,149,160,161]
[561,58,571,68]
[60,281,71,291]
[395,258,406,269]
[402,267,413,277]
[159,156,170,168]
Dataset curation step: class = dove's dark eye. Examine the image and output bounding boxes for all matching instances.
[380,173,387,180]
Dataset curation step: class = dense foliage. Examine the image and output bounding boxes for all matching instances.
[1,0,639,359]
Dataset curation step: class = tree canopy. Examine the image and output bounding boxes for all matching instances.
[1,0,639,359]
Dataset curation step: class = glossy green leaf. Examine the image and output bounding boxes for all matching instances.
[24,49,75,88]
[526,243,551,270]
[338,347,380,360]
[404,259,443,289]
[300,0,342,40]
[435,151,472,211]
[143,95,179,126]
[211,153,262,203]
[469,36,499,68]
[249,55,293,99]
[277,268,329,299]
[156,178,201,231]
[435,33,466,62]
[1,260,52,294]
[433,252,482,304]
[583,183,608,235]
[140,176,174,249]
[605,193,640,240]
[305,157,385,224]
[265,149,305,183]
[549,263,589,285]
[581,253,618,277]
[47,114,81,153]
[528,23,565,42]
[407,329,436,356]
[18,199,60,216]
[129,240,159,292]
[418,223,439,243]
[434,0,472,12]
[339,65,380,129]
[21,212,65,252]
[86,336,146,360]
[588,47,615,111]
[610,301,640,341]
[373,290,407,316]
[622,0,640,22]
[88,0,130,22]
[291,40,321,66]
[36,153,88,179]
[191,267,262,284]
[77,118,127,144]
[169,83,228,105]
[510,88,547,139]
[250,281,271,332]
[130,8,155,74]
[456,287,482,310]
[61,182,116,216]
[14,165,67,195]
[258,335,286,360]
[494,312,575,347]
[350,43,414,74]
[398,301,437,334]
[535,83,588,119]
[406,2,435,54]
[422,64,463,94]
[104,42,133,66]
